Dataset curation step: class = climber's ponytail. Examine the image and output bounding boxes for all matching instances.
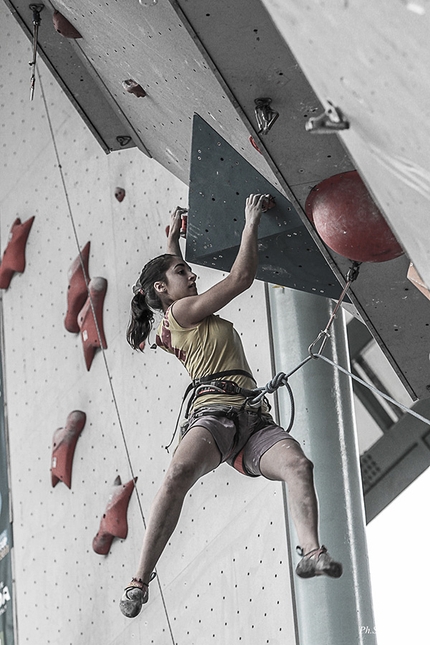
[126,254,175,351]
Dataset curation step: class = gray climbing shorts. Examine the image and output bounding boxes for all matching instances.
[180,404,300,477]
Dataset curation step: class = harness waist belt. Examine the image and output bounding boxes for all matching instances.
[183,369,258,418]
[194,380,258,399]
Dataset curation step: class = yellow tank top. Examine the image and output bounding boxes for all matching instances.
[155,305,256,410]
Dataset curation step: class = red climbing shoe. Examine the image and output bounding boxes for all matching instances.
[119,573,156,618]
[295,545,342,579]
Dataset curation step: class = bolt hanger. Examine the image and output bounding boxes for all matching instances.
[29,3,45,100]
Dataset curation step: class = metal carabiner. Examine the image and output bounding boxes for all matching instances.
[254,98,279,135]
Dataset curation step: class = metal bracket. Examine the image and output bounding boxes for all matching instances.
[254,97,279,135]
[305,100,350,133]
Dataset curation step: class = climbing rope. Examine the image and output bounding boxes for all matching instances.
[316,354,430,426]
[250,262,430,429]
[38,70,176,643]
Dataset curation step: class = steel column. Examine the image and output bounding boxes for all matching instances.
[267,285,377,644]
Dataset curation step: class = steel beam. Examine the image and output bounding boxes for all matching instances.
[267,285,376,644]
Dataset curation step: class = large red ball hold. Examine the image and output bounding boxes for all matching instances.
[305,171,404,263]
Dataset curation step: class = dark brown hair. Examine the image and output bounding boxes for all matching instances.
[126,254,175,350]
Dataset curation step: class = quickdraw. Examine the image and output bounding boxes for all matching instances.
[250,260,361,408]
[29,4,45,100]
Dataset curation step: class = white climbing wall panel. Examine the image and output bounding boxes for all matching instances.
[0,6,296,645]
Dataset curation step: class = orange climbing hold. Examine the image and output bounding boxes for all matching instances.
[92,476,137,555]
[0,216,35,289]
[64,241,91,333]
[78,276,108,370]
[305,171,404,263]
[51,410,86,489]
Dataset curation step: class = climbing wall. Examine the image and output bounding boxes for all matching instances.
[0,7,296,645]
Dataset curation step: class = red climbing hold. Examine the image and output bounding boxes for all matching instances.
[92,476,137,555]
[52,10,82,38]
[249,136,263,154]
[64,241,91,334]
[51,411,86,489]
[115,187,126,202]
[305,171,404,263]
[165,214,188,238]
[122,80,147,98]
[78,277,108,370]
[0,216,35,289]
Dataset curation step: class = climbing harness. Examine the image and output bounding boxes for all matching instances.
[183,369,257,417]
[164,369,258,452]
[29,4,44,101]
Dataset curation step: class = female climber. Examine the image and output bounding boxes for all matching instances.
[120,194,342,618]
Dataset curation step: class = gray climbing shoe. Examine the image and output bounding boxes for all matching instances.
[295,545,342,579]
[120,572,156,618]
[120,585,147,618]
